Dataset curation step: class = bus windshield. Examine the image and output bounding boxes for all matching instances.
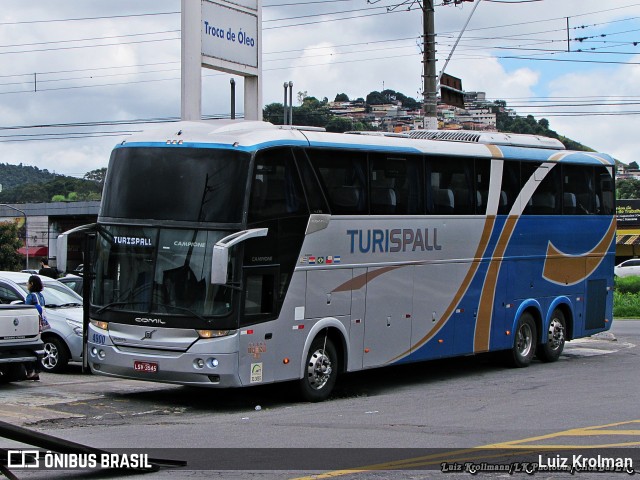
[101,146,250,223]
[92,226,236,321]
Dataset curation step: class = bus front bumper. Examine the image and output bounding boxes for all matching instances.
[87,344,241,388]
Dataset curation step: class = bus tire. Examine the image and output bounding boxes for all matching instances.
[536,309,566,363]
[40,335,69,373]
[508,312,537,368]
[299,336,338,402]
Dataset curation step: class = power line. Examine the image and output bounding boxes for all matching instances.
[0,11,179,26]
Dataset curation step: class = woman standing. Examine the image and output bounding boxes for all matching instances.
[25,275,45,380]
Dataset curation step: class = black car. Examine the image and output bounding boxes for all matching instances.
[57,275,83,296]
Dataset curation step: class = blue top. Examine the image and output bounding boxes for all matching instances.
[25,292,45,315]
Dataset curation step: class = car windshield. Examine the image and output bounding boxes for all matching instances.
[18,282,82,307]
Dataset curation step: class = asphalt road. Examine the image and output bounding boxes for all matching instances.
[2,320,639,479]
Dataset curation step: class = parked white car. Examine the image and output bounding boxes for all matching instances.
[614,259,640,278]
[0,272,83,373]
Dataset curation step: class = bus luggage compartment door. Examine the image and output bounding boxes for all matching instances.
[363,266,413,368]
[305,268,353,319]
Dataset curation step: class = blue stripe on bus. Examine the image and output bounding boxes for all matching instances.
[116,140,310,152]
[497,146,614,165]
[117,141,614,165]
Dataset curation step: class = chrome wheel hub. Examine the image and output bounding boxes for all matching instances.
[42,342,59,369]
[307,348,332,390]
[547,318,565,350]
[516,324,533,357]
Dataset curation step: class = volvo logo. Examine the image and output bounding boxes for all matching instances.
[141,330,157,341]
[134,317,166,325]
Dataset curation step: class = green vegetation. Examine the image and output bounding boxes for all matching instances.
[0,221,24,271]
[617,178,640,199]
[614,276,640,318]
[0,163,103,203]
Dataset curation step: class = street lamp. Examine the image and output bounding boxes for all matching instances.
[0,204,28,270]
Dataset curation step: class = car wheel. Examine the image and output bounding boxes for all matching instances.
[40,335,70,373]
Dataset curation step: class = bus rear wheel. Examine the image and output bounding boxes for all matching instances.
[536,309,566,363]
[508,312,537,368]
[299,336,338,402]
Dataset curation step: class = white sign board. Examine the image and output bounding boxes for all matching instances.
[201,0,258,70]
[224,0,257,9]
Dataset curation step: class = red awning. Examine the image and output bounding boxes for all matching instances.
[17,246,48,257]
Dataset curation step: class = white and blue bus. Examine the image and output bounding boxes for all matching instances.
[63,121,615,401]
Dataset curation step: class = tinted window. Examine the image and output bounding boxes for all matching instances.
[426,156,474,215]
[523,163,561,215]
[102,147,250,223]
[370,154,423,215]
[293,149,329,214]
[500,161,520,215]
[248,148,307,222]
[563,164,594,215]
[596,165,615,215]
[475,159,491,215]
[308,149,368,215]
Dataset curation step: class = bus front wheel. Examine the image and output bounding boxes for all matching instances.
[508,312,537,368]
[299,336,338,402]
[536,309,566,363]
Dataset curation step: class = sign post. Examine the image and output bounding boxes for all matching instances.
[181,0,262,121]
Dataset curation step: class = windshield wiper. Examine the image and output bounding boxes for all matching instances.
[154,303,208,323]
[59,302,82,308]
[95,301,148,314]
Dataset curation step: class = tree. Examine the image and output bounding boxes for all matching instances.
[297,90,308,105]
[0,221,24,270]
[325,117,354,133]
[263,103,285,125]
[629,161,639,170]
[334,93,349,102]
[617,179,640,199]
[84,168,107,187]
[292,98,332,127]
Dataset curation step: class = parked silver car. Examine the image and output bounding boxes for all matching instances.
[614,259,640,278]
[0,272,83,373]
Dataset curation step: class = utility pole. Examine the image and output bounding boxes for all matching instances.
[423,0,437,129]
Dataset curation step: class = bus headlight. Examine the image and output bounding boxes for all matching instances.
[90,320,109,330]
[197,329,236,339]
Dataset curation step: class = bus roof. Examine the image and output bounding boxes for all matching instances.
[119,120,615,166]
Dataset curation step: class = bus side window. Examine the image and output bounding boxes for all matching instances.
[307,149,368,215]
[369,154,423,215]
[523,163,561,215]
[596,165,615,215]
[475,159,491,215]
[500,161,520,215]
[427,157,473,215]
[242,269,277,324]
[249,148,308,222]
[293,149,330,214]
[563,164,594,215]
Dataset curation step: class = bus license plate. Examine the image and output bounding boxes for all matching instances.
[134,361,158,373]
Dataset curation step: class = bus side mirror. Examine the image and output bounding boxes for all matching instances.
[211,228,268,285]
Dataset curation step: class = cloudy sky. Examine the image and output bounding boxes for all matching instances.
[0,0,639,178]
